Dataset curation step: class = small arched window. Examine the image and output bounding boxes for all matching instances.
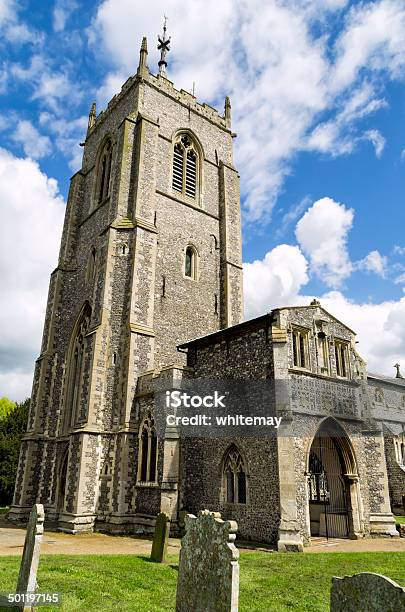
[137,413,158,483]
[223,445,247,504]
[97,139,113,205]
[185,245,197,280]
[172,133,199,200]
[64,306,91,430]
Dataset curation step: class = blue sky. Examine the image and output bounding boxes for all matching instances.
[1,0,405,399]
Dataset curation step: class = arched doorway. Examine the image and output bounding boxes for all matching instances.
[306,419,361,540]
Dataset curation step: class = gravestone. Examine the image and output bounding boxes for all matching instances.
[176,509,239,612]
[331,572,405,611]
[16,504,44,610]
[150,512,170,563]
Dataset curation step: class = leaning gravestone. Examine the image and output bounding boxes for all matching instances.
[150,512,170,563]
[16,504,45,611]
[331,572,405,612]
[176,509,239,612]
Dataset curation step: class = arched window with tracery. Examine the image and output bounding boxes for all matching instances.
[222,445,247,504]
[172,133,199,200]
[184,245,197,280]
[137,413,158,483]
[64,306,91,431]
[96,138,113,205]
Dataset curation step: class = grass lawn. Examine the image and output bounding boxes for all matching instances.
[0,507,9,515]
[395,516,405,525]
[0,552,404,611]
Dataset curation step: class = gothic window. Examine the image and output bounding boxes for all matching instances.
[64,306,91,430]
[335,340,349,378]
[223,445,247,504]
[137,413,158,483]
[308,451,329,503]
[292,327,309,369]
[172,134,199,200]
[185,245,197,280]
[96,138,113,205]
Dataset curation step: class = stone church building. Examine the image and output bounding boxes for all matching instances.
[10,36,404,551]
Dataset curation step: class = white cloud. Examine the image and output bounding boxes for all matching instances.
[11,120,51,159]
[357,249,387,277]
[295,197,354,287]
[275,196,311,240]
[39,112,87,171]
[0,148,65,400]
[244,244,309,318]
[321,291,405,375]
[89,0,404,221]
[364,129,386,157]
[332,0,405,90]
[243,250,405,376]
[11,55,82,112]
[96,71,127,108]
[53,0,78,32]
[0,0,38,44]
[306,84,387,157]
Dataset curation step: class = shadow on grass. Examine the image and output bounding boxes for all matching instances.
[137,555,179,571]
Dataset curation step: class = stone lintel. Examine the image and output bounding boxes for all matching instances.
[129,323,155,337]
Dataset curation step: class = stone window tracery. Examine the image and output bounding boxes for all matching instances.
[64,306,91,430]
[292,327,310,369]
[137,413,158,483]
[334,339,349,378]
[172,133,199,200]
[223,445,247,504]
[96,138,113,205]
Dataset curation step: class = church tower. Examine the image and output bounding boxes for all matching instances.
[10,32,243,532]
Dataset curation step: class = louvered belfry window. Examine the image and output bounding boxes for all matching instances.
[172,134,198,199]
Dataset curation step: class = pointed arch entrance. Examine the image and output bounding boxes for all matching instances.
[306,418,362,540]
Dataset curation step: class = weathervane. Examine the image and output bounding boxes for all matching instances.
[158,16,171,76]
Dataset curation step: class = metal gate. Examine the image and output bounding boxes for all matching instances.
[308,435,349,539]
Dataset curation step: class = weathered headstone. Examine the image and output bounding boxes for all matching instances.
[331,572,405,612]
[176,509,239,612]
[150,512,170,563]
[16,504,44,610]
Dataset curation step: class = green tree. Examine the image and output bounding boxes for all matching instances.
[0,397,16,420]
[0,398,30,506]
